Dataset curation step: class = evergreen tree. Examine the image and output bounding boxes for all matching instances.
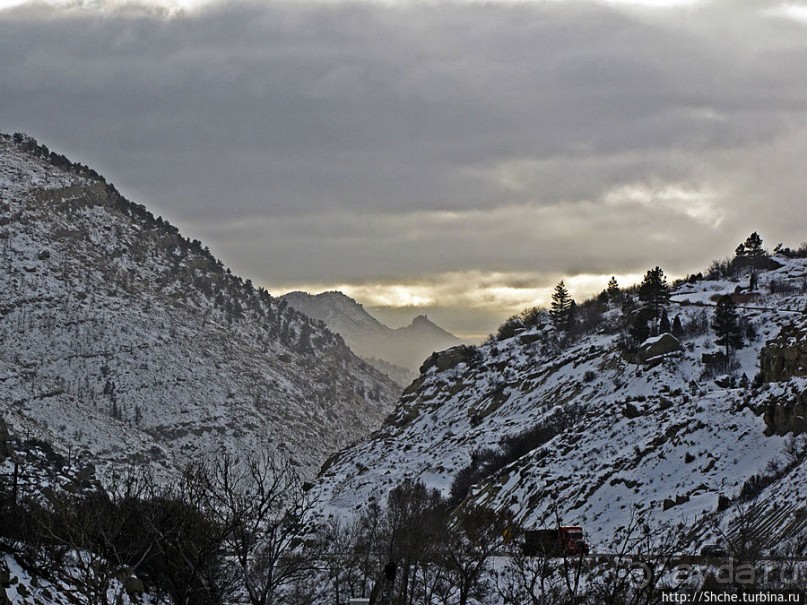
[607,276,620,298]
[713,295,744,356]
[743,232,765,257]
[629,311,651,343]
[621,294,636,317]
[550,281,573,331]
[297,321,312,352]
[567,300,579,331]
[638,266,670,322]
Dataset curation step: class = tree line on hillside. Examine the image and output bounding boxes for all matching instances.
[6,132,340,351]
[489,233,797,367]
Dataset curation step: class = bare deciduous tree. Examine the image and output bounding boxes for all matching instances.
[438,504,513,605]
[191,451,319,605]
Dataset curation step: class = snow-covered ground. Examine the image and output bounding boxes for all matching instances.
[313,256,807,553]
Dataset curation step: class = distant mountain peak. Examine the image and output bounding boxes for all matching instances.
[282,290,385,333]
[281,291,461,381]
[399,314,459,340]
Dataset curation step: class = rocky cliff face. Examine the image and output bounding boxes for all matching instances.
[760,320,807,435]
[760,320,807,382]
[763,389,807,436]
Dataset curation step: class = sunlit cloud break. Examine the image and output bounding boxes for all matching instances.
[3,0,807,338]
[273,271,650,314]
[603,183,725,228]
[766,2,807,24]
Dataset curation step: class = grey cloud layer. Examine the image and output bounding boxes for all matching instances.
[2,0,807,299]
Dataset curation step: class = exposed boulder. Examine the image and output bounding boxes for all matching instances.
[714,375,733,389]
[662,493,690,511]
[419,345,480,374]
[702,351,728,371]
[518,331,544,345]
[734,255,783,272]
[636,333,682,363]
[763,386,807,436]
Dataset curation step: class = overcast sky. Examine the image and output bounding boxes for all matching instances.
[2,0,807,338]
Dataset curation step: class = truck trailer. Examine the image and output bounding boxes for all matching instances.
[522,526,590,557]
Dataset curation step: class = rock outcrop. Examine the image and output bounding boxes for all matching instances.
[762,381,807,435]
[763,386,807,436]
[760,321,807,382]
[759,322,807,435]
[419,345,480,374]
[637,333,682,363]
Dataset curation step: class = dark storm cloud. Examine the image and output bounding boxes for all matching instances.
[2,0,807,332]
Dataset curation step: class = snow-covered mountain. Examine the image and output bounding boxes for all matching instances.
[313,254,807,554]
[281,290,461,384]
[0,133,399,478]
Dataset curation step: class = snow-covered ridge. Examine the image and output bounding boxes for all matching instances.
[0,133,399,478]
[313,256,807,553]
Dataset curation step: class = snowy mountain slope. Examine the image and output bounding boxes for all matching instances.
[312,256,807,553]
[0,133,399,478]
[282,290,461,382]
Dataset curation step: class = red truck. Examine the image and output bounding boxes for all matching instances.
[522,526,590,557]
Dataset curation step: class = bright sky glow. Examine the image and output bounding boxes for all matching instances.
[767,2,807,24]
[603,183,724,228]
[341,284,437,308]
[271,271,655,339]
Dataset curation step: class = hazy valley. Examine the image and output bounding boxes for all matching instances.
[282,290,461,385]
